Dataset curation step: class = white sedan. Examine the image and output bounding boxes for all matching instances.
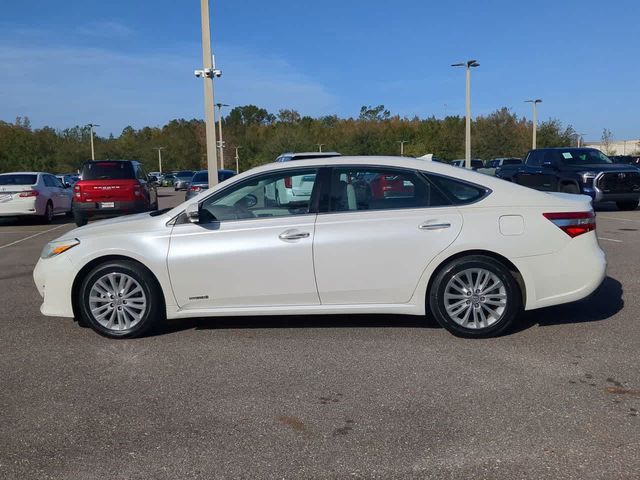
[0,172,73,223]
[33,156,606,339]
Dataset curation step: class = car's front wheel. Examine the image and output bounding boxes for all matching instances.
[616,200,638,211]
[428,255,522,338]
[78,260,163,338]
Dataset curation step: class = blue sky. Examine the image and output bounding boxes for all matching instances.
[1,0,638,141]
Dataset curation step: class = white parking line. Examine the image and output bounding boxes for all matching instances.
[0,224,68,250]
[598,237,623,243]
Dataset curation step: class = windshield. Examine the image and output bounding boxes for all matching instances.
[81,162,134,180]
[559,149,612,165]
[0,174,37,185]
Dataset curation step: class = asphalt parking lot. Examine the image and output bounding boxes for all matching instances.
[0,187,639,479]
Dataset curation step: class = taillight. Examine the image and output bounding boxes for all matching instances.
[190,185,202,192]
[73,184,81,199]
[284,177,292,188]
[19,190,39,197]
[543,211,596,238]
[133,181,143,197]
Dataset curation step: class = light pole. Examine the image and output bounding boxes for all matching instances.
[153,147,165,173]
[525,99,542,149]
[87,123,99,161]
[234,146,242,173]
[316,143,325,152]
[397,140,408,156]
[575,133,587,148]
[451,60,479,169]
[195,0,221,187]
[215,103,229,168]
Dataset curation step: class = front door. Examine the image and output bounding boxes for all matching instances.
[313,166,464,305]
[167,168,321,309]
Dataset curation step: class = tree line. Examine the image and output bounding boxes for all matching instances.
[0,106,578,174]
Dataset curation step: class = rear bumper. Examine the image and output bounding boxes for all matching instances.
[0,197,43,217]
[73,200,147,218]
[513,231,606,310]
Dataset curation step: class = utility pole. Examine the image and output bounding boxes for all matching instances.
[397,140,408,156]
[87,123,99,161]
[525,99,542,149]
[215,103,229,168]
[316,143,325,152]
[195,0,221,187]
[153,147,165,173]
[451,60,479,169]
[575,133,587,148]
[234,146,242,173]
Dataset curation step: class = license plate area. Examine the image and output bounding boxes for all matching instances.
[100,202,115,208]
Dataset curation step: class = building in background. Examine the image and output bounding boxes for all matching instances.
[584,139,640,156]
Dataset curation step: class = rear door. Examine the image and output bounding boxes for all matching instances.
[312,166,463,305]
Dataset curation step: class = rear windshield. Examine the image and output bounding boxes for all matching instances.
[81,162,134,180]
[192,171,208,183]
[503,158,521,165]
[176,171,194,178]
[0,174,37,185]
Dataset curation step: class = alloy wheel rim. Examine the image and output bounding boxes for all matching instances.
[443,268,507,329]
[88,272,147,331]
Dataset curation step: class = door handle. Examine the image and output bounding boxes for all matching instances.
[278,230,310,241]
[419,222,451,230]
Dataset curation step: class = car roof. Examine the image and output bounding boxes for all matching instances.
[0,171,43,175]
[280,151,341,157]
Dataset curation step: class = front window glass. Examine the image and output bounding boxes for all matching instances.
[199,169,318,222]
[326,167,450,212]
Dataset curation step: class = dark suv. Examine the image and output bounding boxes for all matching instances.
[72,160,158,226]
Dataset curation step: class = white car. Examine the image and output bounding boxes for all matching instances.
[0,172,73,223]
[34,156,606,339]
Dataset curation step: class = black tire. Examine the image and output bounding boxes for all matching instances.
[39,201,54,224]
[73,210,88,227]
[616,200,639,211]
[428,255,522,338]
[560,183,580,195]
[78,260,163,339]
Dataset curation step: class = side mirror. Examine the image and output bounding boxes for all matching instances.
[186,203,199,223]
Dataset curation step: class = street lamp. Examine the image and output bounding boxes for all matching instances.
[316,143,325,152]
[195,0,221,187]
[575,133,587,148]
[153,147,165,173]
[525,99,542,149]
[397,140,408,156]
[234,145,242,173]
[87,123,99,161]
[451,60,480,169]
[215,103,229,168]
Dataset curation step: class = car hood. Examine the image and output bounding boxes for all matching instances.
[57,211,171,241]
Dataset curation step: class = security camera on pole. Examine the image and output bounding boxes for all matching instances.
[195,0,221,187]
[451,60,480,169]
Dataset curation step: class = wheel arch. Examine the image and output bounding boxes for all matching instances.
[424,249,527,311]
[71,254,167,320]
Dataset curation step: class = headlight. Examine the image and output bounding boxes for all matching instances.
[579,171,597,182]
[40,238,80,259]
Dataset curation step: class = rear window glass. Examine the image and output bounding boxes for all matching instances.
[427,175,488,205]
[504,158,521,165]
[0,174,37,185]
[192,171,208,182]
[176,171,194,178]
[81,162,134,180]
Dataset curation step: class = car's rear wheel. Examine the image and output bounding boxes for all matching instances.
[429,255,522,338]
[40,201,54,224]
[78,260,163,339]
[616,200,639,211]
[73,210,88,227]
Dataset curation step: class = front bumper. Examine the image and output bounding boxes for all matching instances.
[33,255,77,318]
